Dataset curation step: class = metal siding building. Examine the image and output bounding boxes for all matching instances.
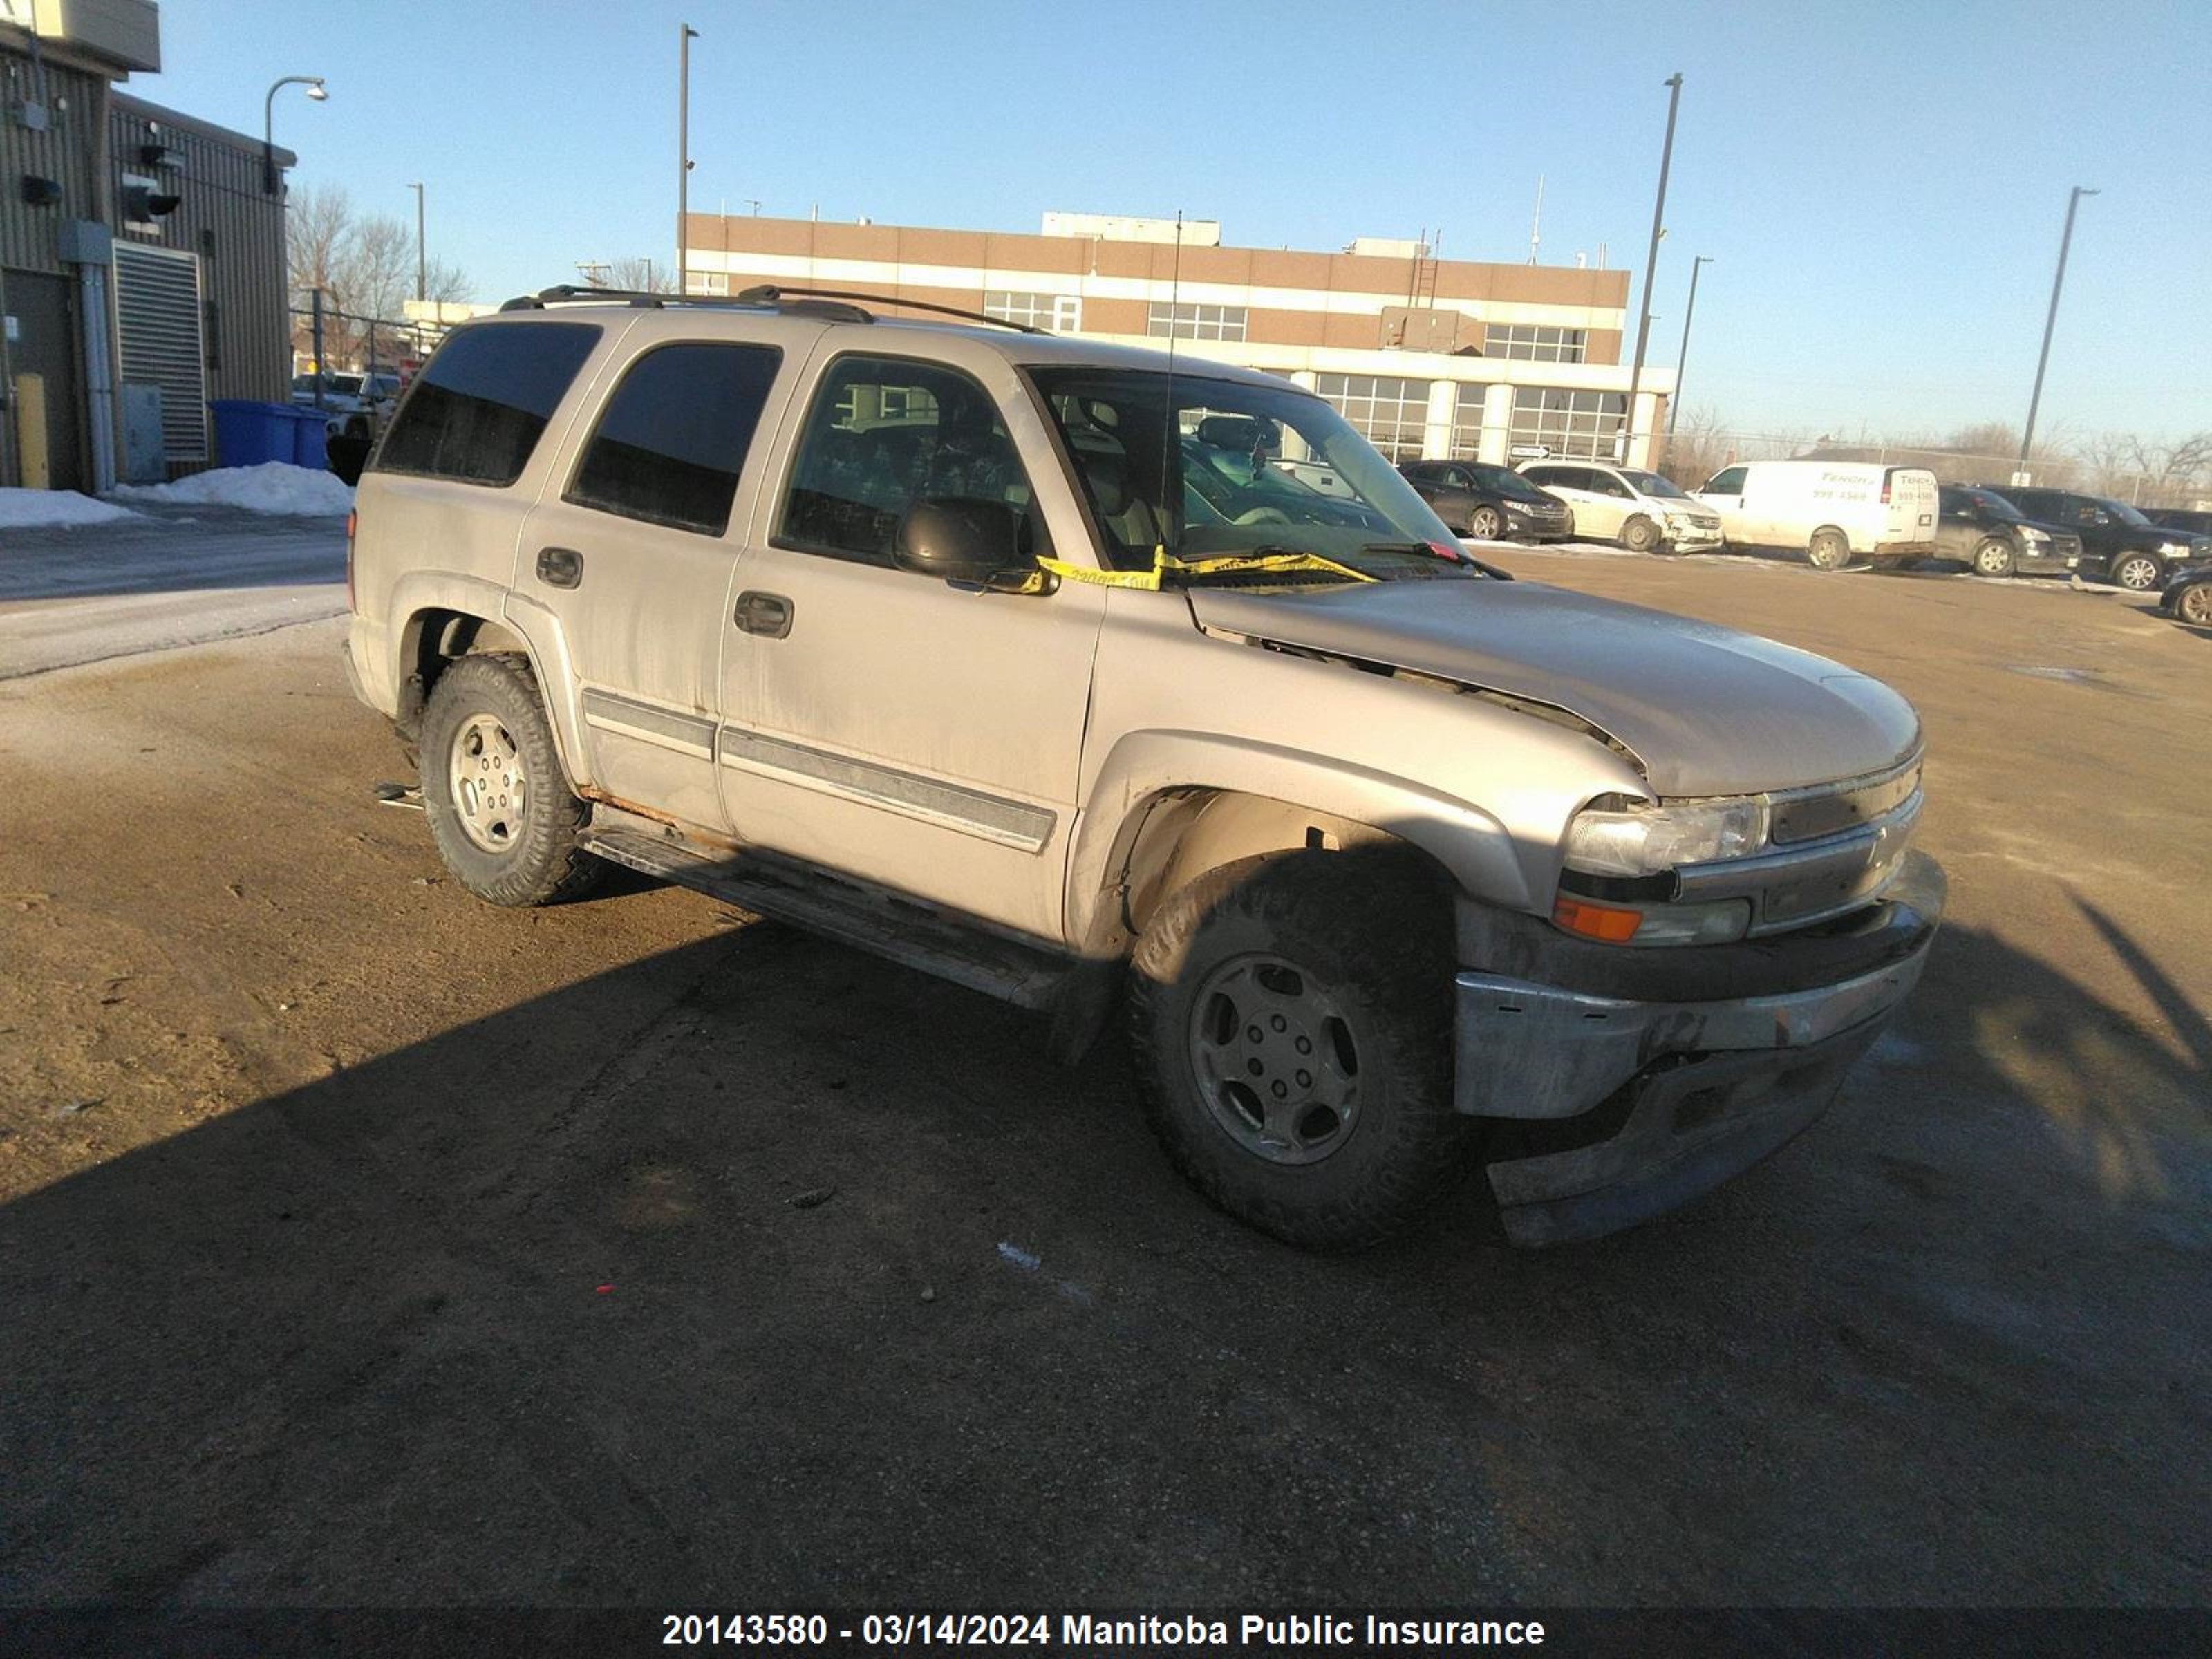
[2,3,291,490]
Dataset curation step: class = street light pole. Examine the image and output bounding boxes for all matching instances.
[2018,185,2098,476]
[262,75,327,194]
[677,22,699,294]
[1621,72,1683,467]
[409,182,426,303]
[1665,254,1714,445]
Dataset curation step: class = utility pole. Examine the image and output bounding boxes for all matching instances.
[409,182,426,303]
[1665,254,1714,444]
[2019,185,2098,477]
[677,22,698,293]
[1528,174,1544,265]
[1622,73,1683,467]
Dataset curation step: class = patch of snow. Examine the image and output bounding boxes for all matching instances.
[0,489,143,531]
[110,462,354,516]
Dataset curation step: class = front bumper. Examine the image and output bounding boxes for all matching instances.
[1454,852,1944,1245]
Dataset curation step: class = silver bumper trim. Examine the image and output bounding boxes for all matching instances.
[1454,946,1930,1121]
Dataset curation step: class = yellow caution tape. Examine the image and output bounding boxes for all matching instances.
[1038,545,1378,591]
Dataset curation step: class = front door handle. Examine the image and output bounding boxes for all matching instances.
[734,590,794,639]
[536,546,583,589]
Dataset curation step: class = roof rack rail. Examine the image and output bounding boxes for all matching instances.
[497,283,879,324]
[734,284,1046,335]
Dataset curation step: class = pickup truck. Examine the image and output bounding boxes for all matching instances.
[344,283,1943,1250]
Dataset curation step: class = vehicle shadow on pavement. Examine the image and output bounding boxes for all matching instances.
[1,917,2204,1609]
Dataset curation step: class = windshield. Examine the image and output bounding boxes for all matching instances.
[2106,498,2152,527]
[1030,367,1467,581]
[329,374,364,396]
[1618,468,1691,500]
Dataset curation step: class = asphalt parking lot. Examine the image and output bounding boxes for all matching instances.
[1,543,2206,1609]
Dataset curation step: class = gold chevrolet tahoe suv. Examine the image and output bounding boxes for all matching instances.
[344,284,1944,1250]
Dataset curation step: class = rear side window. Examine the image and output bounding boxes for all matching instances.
[376,322,600,486]
[564,343,782,535]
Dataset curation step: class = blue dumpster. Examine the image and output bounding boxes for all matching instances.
[207,399,295,468]
[286,405,330,471]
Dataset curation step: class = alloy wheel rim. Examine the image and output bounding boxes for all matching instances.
[1976,543,2010,575]
[1187,953,1362,1165]
[2116,558,2157,591]
[448,713,529,852]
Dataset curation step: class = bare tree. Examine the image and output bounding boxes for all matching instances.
[288,186,475,369]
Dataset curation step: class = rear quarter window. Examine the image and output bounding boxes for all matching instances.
[375,322,601,487]
[563,342,783,536]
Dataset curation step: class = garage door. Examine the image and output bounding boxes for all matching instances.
[112,242,207,465]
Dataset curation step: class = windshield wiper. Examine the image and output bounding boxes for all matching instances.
[1360,542,1514,581]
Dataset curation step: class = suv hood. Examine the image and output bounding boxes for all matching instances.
[1187,578,1921,796]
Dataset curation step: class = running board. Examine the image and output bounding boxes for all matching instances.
[579,821,1074,1011]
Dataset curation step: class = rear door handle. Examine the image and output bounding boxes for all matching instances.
[536,546,583,589]
[734,590,794,639]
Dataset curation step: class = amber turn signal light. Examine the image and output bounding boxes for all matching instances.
[1553,894,1643,943]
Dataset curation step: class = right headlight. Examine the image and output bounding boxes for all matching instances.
[2021,526,2050,545]
[1563,796,1768,877]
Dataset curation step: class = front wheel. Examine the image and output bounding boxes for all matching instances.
[420,653,603,907]
[1808,529,1852,571]
[1127,851,1477,1250]
[1467,503,1503,540]
[1620,515,1662,554]
[2176,583,2212,627]
[2110,553,2162,592]
[1971,538,2016,579]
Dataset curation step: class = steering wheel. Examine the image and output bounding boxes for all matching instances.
[1233,507,1293,527]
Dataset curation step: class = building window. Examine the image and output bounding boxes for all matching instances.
[1485,324,1586,363]
[685,270,727,296]
[983,290,1080,332]
[1315,373,1431,461]
[1507,388,1627,460]
[1146,301,1247,341]
[1448,384,1492,460]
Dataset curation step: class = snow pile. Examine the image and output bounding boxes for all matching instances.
[0,489,143,531]
[111,462,355,516]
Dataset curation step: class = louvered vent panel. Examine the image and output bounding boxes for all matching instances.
[114,244,209,463]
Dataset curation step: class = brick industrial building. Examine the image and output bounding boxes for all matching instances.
[682,209,1675,468]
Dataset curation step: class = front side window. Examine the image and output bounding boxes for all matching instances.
[377,322,601,487]
[1033,366,1468,583]
[1617,467,1690,500]
[1146,302,1248,342]
[564,342,782,536]
[779,355,1038,566]
[1705,465,1747,494]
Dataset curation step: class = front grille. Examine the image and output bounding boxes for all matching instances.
[1768,756,1922,845]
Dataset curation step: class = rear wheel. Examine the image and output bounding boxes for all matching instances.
[420,653,603,907]
[1971,537,2016,579]
[1467,503,1503,540]
[2177,582,2212,627]
[1808,528,1852,571]
[1128,851,1477,1250]
[2110,553,2162,592]
[1620,515,1662,554]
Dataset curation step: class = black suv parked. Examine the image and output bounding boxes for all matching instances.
[1935,485,2081,579]
[1984,486,2212,591]
[2146,507,2212,537]
[1398,460,1573,542]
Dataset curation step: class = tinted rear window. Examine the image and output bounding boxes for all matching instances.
[377,323,601,486]
[565,342,783,536]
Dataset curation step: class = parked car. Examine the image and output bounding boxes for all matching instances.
[1518,460,1723,554]
[1933,484,2081,579]
[2159,565,2212,628]
[1983,486,2212,592]
[292,371,400,443]
[1398,458,1573,541]
[344,284,1942,1250]
[2146,507,2212,538]
[1693,461,1939,570]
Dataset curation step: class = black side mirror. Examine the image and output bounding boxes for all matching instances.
[893,497,1053,594]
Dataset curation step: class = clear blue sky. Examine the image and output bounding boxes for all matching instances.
[135,0,2209,445]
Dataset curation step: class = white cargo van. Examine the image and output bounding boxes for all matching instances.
[1694,462,1939,570]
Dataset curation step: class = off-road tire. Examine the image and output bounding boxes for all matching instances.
[2110,553,2162,592]
[1808,528,1852,571]
[1127,850,1478,1250]
[420,653,603,907]
[1971,537,2016,579]
[1621,515,1662,554]
[1468,503,1503,540]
